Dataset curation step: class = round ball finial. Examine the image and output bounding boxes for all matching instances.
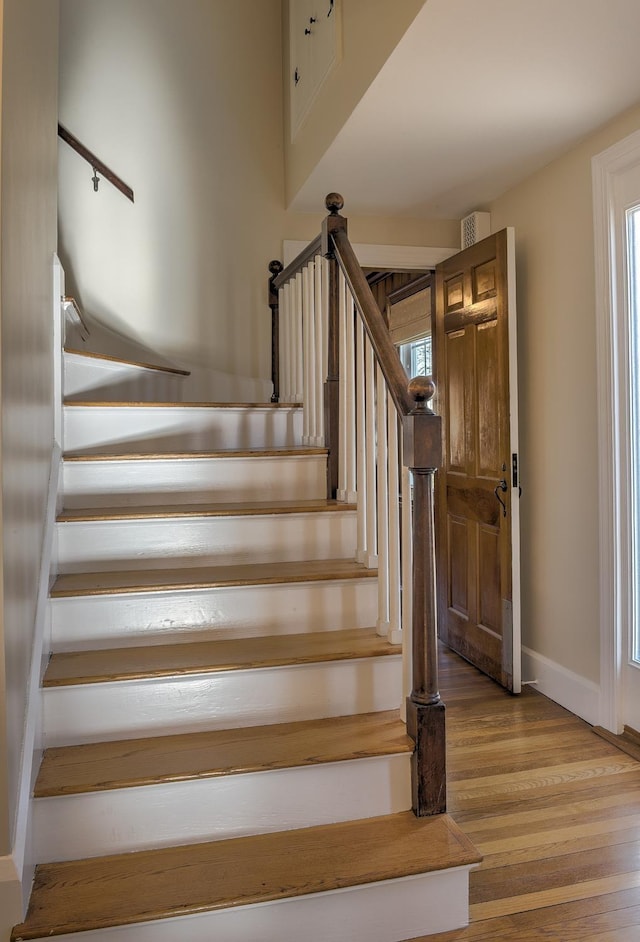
[268,259,284,276]
[408,375,436,411]
[325,193,345,215]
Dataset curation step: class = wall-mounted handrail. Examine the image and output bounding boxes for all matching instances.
[58,124,135,203]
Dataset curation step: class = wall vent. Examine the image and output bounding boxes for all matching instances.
[461,211,491,249]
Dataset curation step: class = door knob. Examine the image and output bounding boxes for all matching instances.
[494,479,508,518]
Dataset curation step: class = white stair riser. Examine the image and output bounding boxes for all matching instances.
[34,755,411,861]
[56,512,357,572]
[43,656,402,746]
[65,355,185,402]
[41,869,473,942]
[64,406,303,452]
[62,454,326,507]
[51,580,378,650]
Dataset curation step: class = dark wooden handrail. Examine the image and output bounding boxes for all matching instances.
[273,236,322,291]
[325,195,445,816]
[58,124,135,203]
[331,228,414,417]
[267,195,446,816]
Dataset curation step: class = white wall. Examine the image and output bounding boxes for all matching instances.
[0,0,59,935]
[59,0,286,397]
[490,101,640,709]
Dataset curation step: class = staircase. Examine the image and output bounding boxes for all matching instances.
[12,349,480,942]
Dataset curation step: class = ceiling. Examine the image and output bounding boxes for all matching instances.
[290,0,640,219]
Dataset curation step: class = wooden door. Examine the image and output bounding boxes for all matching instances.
[434,229,521,692]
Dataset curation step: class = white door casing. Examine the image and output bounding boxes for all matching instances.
[593,128,640,733]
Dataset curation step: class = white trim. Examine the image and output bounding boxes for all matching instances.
[521,645,601,725]
[12,444,61,912]
[506,227,522,694]
[53,255,64,450]
[593,129,640,732]
[0,854,22,935]
[283,240,454,270]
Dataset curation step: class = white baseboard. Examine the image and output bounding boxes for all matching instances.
[521,646,601,725]
[0,855,22,942]
[12,444,61,913]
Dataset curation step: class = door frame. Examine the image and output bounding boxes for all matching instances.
[593,128,640,733]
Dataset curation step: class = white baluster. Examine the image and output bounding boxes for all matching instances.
[302,265,311,444]
[365,339,378,568]
[355,316,367,563]
[282,282,291,402]
[294,272,304,403]
[306,261,317,445]
[388,396,401,644]
[376,364,390,637]
[337,271,348,501]
[401,460,413,722]
[345,294,357,503]
[278,285,286,403]
[314,255,325,446]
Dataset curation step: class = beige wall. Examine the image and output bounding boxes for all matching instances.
[490,101,640,685]
[59,0,286,391]
[282,208,459,249]
[283,0,427,205]
[58,0,454,397]
[0,0,59,932]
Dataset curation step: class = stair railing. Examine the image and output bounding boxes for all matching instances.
[269,194,445,816]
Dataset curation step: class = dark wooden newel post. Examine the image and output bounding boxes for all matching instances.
[403,375,446,816]
[321,193,345,500]
[268,260,283,403]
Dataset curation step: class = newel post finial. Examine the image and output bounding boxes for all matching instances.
[408,375,436,415]
[268,259,284,279]
[325,192,345,215]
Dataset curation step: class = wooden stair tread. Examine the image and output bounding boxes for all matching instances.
[51,558,376,598]
[12,812,481,940]
[63,445,327,461]
[35,711,412,796]
[58,498,355,522]
[64,348,190,376]
[43,628,399,687]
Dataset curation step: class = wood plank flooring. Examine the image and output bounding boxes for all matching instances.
[409,646,640,941]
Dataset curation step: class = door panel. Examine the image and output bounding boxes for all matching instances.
[435,229,520,692]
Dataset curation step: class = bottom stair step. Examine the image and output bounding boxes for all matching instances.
[13,812,481,942]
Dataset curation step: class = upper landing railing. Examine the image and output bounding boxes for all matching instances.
[268,194,445,816]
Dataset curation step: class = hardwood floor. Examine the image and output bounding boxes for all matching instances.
[411,645,640,941]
